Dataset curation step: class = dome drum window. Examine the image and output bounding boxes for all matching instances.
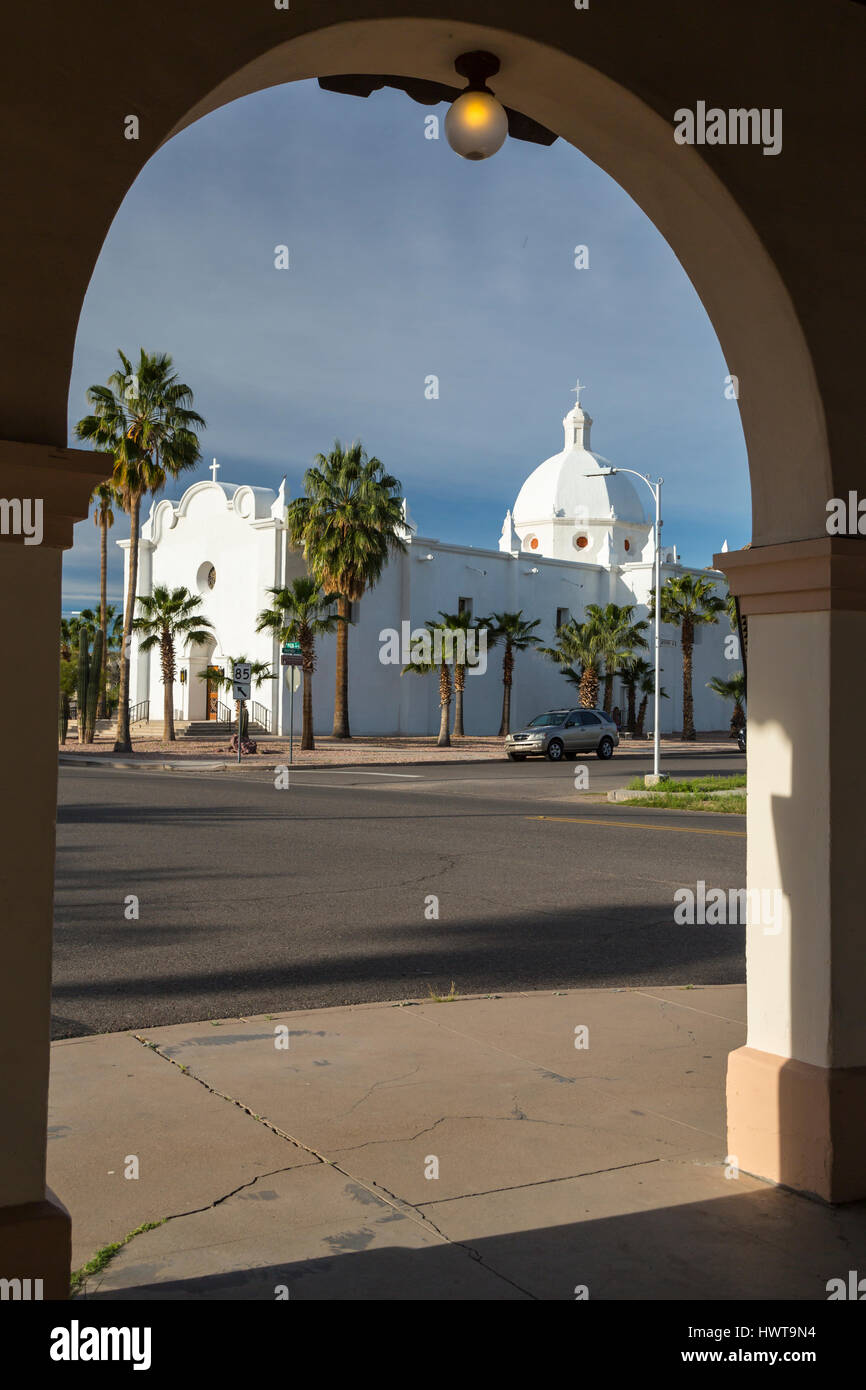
[574,534,590,550]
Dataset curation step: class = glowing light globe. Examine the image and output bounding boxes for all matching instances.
[445,89,508,160]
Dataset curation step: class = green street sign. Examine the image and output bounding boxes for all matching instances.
[282,641,302,654]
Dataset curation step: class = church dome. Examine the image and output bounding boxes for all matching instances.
[512,394,649,531]
[502,384,652,564]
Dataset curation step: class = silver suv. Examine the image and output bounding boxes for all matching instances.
[505,708,619,762]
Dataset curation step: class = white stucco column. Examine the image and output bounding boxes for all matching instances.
[718,539,866,1201]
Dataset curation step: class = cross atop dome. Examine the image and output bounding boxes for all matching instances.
[209,458,220,483]
[571,378,587,406]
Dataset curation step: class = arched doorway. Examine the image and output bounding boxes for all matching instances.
[1,1,863,1293]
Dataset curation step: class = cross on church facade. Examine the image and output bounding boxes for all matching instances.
[210,459,220,482]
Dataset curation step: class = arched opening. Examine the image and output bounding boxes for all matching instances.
[1,1,863,1301]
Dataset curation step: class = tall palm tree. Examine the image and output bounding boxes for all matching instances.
[75,349,205,752]
[402,623,452,748]
[256,578,340,750]
[91,480,120,717]
[287,440,406,739]
[619,655,654,734]
[585,602,649,714]
[484,611,541,735]
[133,586,214,742]
[707,671,746,736]
[657,574,726,740]
[541,616,606,708]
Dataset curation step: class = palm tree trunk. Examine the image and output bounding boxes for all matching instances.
[333,595,351,739]
[114,491,141,753]
[498,645,513,736]
[681,622,695,740]
[636,693,648,737]
[603,670,614,714]
[161,634,175,742]
[453,666,465,737]
[580,665,599,708]
[626,685,636,733]
[301,664,314,750]
[437,664,451,748]
[97,515,108,719]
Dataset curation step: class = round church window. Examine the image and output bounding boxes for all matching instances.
[574,534,590,549]
[196,560,217,595]
[526,536,539,551]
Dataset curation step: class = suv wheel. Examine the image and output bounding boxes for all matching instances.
[547,738,564,761]
[597,736,614,760]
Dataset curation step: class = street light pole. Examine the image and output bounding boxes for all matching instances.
[583,467,665,782]
[652,477,663,780]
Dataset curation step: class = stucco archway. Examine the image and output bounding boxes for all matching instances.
[1,0,863,1293]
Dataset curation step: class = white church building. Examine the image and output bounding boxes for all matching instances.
[122,388,734,738]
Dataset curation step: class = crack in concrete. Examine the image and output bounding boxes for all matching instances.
[129,1032,536,1299]
[416,1156,664,1206]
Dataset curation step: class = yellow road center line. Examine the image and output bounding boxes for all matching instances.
[528,815,745,838]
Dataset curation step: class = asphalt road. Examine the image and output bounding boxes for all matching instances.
[53,753,746,1038]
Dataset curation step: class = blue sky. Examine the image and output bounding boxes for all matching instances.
[63,78,750,609]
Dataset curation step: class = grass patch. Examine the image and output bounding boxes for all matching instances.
[621,791,746,813]
[70,1220,165,1296]
[625,773,746,793]
[427,980,458,1002]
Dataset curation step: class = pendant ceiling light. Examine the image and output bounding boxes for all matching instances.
[444,52,509,161]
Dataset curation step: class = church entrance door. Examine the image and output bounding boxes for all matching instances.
[206,666,221,720]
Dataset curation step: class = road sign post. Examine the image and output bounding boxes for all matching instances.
[281,644,302,764]
[232,663,252,761]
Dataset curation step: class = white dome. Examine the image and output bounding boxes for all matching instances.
[502,387,653,565]
[513,409,649,530]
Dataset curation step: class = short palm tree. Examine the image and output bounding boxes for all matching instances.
[657,574,726,739]
[436,610,484,737]
[133,586,214,742]
[287,440,406,739]
[196,655,274,736]
[256,578,341,750]
[484,611,542,735]
[619,655,654,734]
[585,602,649,714]
[402,623,453,748]
[75,350,205,752]
[91,479,120,717]
[707,671,746,736]
[541,616,606,708]
[635,666,669,737]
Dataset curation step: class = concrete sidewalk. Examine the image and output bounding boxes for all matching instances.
[48,987,865,1300]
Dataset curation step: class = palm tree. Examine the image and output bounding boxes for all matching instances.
[402,623,452,748]
[436,610,485,737]
[256,578,340,750]
[287,440,406,739]
[619,655,654,734]
[75,349,205,752]
[541,616,606,708]
[484,611,541,735]
[635,666,668,738]
[197,655,274,737]
[133,586,214,742]
[585,602,649,714]
[91,480,120,717]
[707,671,746,736]
[657,574,726,740]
